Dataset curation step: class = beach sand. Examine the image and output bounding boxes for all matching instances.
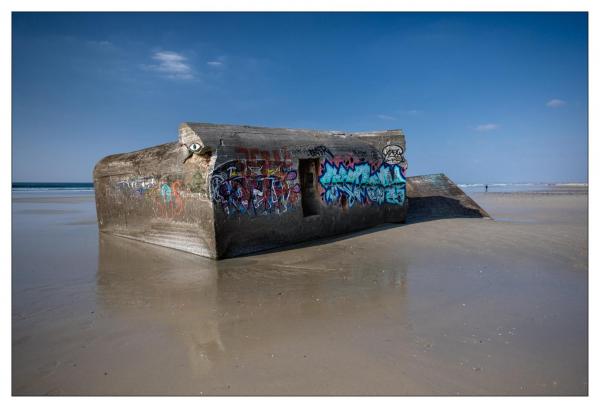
[12,187,588,395]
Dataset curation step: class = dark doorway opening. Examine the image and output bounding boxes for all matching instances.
[299,158,320,217]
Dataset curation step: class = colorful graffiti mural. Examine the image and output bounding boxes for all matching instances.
[210,160,301,216]
[116,176,185,219]
[115,142,407,218]
[155,179,185,218]
[318,159,406,207]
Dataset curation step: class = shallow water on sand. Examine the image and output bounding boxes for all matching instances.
[12,189,588,395]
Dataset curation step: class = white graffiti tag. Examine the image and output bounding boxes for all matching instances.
[382,144,408,171]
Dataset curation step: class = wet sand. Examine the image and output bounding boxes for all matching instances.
[12,188,588,395]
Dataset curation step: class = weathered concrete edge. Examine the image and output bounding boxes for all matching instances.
[406,173,491,221]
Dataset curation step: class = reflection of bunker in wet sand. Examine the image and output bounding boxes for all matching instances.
[97,234,223,375]
[94,122,488,259]
[97,232,411,385]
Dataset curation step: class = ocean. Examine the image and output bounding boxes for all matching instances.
[457,182,588,194]
[12,182,94,191]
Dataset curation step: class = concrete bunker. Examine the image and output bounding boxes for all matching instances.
[94,122,410,259]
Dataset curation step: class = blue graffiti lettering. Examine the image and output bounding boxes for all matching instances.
[319,160,406,207]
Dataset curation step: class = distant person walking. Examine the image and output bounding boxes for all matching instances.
[485,184,488,192]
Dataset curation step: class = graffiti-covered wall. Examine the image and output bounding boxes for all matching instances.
[114,176,186,219]
[209,142,408,217]
[210,159,301,217]
[93,141,217,257]
[317,142,407,208]
[318,158,406,208]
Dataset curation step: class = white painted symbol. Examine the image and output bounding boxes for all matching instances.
[188,143,202,153]
[382,144,404,165]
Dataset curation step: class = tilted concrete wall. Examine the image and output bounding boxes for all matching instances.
[94,122,409,258]
[93,141,217,257]
[406,174,490,220]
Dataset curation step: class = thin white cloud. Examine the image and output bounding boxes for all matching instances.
[546,98,566,108]
[377,114,397,120]
[474,123,499,132]
[144,51,194,80]
[207,61,224,67]
[86,40,114,49]
[400,109,423,116]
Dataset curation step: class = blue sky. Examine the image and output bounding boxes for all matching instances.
[12,12,588,183]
